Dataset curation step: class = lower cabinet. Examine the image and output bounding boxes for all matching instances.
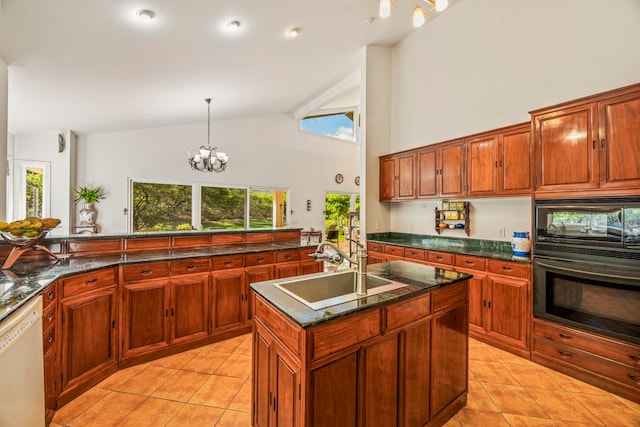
[211,268,248,332]
[253,280,469,427]
[485,273,528,352]
[59,283,118,405]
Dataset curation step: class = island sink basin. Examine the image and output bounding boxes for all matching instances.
[273,270,407,310]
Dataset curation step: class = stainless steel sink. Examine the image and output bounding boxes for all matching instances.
[273,270,407,310]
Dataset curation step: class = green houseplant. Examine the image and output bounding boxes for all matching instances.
[74,186,105,204]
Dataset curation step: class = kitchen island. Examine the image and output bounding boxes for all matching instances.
[250,261,471,427]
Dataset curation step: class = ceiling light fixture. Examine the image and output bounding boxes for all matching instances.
[187,99,228,173]
[136,9,155,22]
[226,20,241,31]
[287,27,300,38]
[382,0,448,27]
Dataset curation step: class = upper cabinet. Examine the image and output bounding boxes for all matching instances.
[467,123,532,197]
[379,152,417,202]
[417,141,466,199]
[532,83,640,195]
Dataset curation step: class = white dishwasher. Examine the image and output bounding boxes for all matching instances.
[0,296,45,427]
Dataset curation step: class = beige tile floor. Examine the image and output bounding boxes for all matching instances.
[51,334,640,427]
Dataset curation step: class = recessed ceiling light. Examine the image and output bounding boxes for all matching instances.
[226,20,241,31]
[287,27,300,38]
[136,9,155,22]
[365,17,375,25]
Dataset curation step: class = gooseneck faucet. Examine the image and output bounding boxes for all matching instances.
[309,238,368,296]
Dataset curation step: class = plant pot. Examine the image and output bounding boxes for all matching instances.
[79,203,96,225]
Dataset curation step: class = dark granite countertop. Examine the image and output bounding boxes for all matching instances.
[250,261,472,329]
[367,232,531,264]
[0,240,315,323]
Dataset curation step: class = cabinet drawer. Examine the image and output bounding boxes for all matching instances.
[404,248,426,261]
[432,281,467,313]
[42,302,56,332]
[534,338,640,390]
[386,293,431,331]
[276,250,300,263]
[210,233,244,245]
[246,252,275,267]
[427,251,454,266]
[43,325,56,354]
[68,239,122,255]
[212,254,245,270]
[488,259,529,278]
[384,245,405,257]
[41,285,57,309]
[254,295,301,356]
[61,268,118,297]
[274,231,300,241]
[310,309,381,361]
[171,258,210,276]
[534,320,640,368]
[171,235,210,248]
[124,237,171,251]
[367,242,384,253]
[122,262,170,283]
[245,232,274,243]
[454,254,487,271]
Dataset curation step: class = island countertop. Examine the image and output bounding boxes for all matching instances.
[250,260,472,329]
[0,239,315,323]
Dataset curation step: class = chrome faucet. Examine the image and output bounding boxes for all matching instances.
[309,239,368,296]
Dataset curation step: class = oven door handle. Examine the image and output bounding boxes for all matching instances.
[535,260,639,282]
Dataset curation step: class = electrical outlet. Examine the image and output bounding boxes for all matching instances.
[409,223,413,231]
[497,227,505,238]
[375,222,380,230]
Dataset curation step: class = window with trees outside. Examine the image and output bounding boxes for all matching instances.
[131,181,288,233]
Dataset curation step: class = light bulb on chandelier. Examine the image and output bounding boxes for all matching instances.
[381,0,448,27]
[187,98,229,173]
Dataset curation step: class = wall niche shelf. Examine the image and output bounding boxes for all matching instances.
[435,201,470,236]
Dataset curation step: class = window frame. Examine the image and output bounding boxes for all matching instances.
[299,107,359,143]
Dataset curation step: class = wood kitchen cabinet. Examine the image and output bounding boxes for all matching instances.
[379,152,417,202]
[41,283,58,423]
[467,123,532,197]
[416,141,466,199]
[58,268,118,406]
[532,83,640,195]
[211,268,247,332]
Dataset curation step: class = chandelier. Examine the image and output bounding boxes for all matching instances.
[379,0,448,28]
[188,98,229,173]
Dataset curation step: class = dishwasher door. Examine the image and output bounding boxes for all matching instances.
[0,296,45,427]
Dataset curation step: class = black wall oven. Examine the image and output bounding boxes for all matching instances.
[533,197,640,345]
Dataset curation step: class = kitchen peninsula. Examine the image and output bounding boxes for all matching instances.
[250,261,471,427]
[0,228,320,424]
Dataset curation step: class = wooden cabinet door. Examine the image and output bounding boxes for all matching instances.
[500,126,532,194]
[247,265,274,321]
[122,280,171,358]
[368,252,386,265]
[417,148,438,198]
[379,156,396,201]
[274,343,301,427]
[440,142,465,197]
[467,135,499,196]
[253,324,273,427]
[211,268,246,332]
[274,262,300,279]
[534,103,598,191]
[60,286,117,393]
[456,268,487,335]
[310,352,358,427]
[431,301,468,418]
[361,334,399,427]
[397,153,416,200]
[402,319,431,427]
[171,274,209,345]
[598,90,640,189]
[487,275,528,350]
[300,260,322,275]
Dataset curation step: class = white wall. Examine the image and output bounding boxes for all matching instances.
[384,0,640,241]
[77,113,360,234]
[0,57,7,220]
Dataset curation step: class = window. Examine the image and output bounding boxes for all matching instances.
[300,109,357,142]
[130,181,288,232]
[132,182,192,232]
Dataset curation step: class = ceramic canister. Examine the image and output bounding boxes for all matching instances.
[511,231,531,257]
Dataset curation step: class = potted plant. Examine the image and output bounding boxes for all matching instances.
[74,186,105,225]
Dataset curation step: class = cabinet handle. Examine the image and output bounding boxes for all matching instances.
[435,256,443,261]
[465,260,474,265]
[171,308,174,316]
[187,264,196,270]
[224,261,233,266]
[256,257,264,262]
[495,161,498,167]
[48,291,54,300]
[629,354,640,363]
[558,349,572,358]
[499,160,503,167]
[483,300,486,307]
[628,373,640,384]
[273,396,277,413]
[600,139,605,149]
[268,391,272,407]
[284,255,291,260]
[165,309,169,317]
[487,301,491,309]
[47,313,53,321]
[85,278,98,285]
[141,269,153,275]
[501,266,512,272]
[593,140,597,149]
[558,333,572,341]
[48,336,53,343]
